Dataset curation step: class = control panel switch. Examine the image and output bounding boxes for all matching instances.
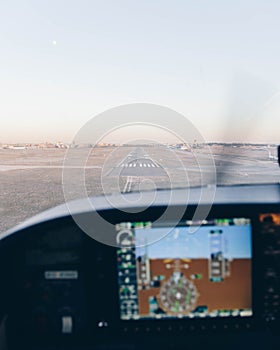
[62,316,73,334]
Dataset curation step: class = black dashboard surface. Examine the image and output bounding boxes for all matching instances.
[1,184,280,349]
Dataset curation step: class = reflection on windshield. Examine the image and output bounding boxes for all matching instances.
[0,143,278,232]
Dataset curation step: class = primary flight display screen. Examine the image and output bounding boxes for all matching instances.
[116,218,252,321]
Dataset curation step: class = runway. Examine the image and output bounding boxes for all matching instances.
[0,145,279,232]
[108,147,167,177]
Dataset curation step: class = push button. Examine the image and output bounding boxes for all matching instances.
[62,316,73,334]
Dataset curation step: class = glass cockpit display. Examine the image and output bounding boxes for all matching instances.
[116,218,252,320]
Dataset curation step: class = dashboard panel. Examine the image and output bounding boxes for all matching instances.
[1,184,280,349]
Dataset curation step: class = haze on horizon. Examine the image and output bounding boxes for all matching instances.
[1,1,280,144]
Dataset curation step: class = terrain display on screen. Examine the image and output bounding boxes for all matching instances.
[116,218,252,320]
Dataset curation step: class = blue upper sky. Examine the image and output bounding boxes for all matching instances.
[1,1,280,143]
[135,224,252,259]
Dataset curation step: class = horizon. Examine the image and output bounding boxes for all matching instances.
[0,141,278,146]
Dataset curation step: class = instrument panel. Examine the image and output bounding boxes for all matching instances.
[116,218,252,321]
[1,185,280,348]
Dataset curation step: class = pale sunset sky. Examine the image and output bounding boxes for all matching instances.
[1,0,280,143]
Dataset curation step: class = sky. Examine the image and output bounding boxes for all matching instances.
[1,0,280,143]
[135,224,252,259]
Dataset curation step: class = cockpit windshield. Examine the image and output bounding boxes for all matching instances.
[1,0,280,232]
